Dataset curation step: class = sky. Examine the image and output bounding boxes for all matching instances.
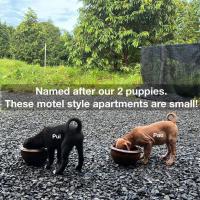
[0,0,83,32]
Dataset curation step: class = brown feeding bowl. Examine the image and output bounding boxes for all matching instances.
[20,146,47,167]
[111,145,142,166]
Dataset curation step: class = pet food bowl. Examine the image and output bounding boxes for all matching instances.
[111,145,142,166]
[20,146,47,167]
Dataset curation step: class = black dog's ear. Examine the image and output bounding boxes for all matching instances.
[42,127,49,133]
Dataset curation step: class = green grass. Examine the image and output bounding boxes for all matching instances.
[0,59,143,92]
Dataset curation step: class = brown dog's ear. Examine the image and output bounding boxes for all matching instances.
[115,138,125,149]
[115,139,120,148]
[125,141,131,151]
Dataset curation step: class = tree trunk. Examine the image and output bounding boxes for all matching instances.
[122,45,129,66]
[123,52,128,66]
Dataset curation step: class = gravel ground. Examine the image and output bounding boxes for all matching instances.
[0,109,200,200]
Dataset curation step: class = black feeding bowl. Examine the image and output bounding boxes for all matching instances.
[20,146,47,167]
[111,145,142,166]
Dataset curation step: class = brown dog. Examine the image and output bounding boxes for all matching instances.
[115,113,178,166]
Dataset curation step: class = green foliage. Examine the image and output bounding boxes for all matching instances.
[171,0,200,44]
[0,2,199,71]
[11,9,40,64]
[0,59,142,92]
[38,21,65,66]
[0,22,13,58]
[72,0,177,70]
[60,32,73,65]
[10,8,69,66]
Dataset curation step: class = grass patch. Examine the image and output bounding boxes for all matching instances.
[0,59,143,92]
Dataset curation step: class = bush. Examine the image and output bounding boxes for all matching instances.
[0,59,143,92]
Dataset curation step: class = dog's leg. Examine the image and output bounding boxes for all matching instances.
[54,145,73,175]
[57,147,61,165]
[142,143,153,165]
[46,148,55,169]
[166,141,176,166]
[160,143,171,161]
[75,142,84,172]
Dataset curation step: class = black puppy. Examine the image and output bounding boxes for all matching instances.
[54,118,84,175]
[23,118,84,171]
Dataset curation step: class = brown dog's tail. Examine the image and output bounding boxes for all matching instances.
[167,112,177,123]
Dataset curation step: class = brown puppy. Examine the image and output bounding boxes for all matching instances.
[115,113,178,166]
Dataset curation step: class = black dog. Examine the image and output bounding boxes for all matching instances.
[23,118,84,171]
[55,118,84,175]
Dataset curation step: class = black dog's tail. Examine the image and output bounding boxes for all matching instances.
[66,118,82,132]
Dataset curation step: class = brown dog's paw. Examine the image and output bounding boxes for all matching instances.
[165,159,175,166]
[140,154,144,160]
[160,154,170,161]
[142,158,149,165]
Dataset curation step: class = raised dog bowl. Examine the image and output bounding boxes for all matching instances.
[20,146,47,167]
[111,145,142,166]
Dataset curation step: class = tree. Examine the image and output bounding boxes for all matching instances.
[72,0,177,70]
[0,22,13,58]
[172,0,200,44]
[11,8,41,64]
[60,32,73,65]
[38,21,64,66]
[11,8,64,66]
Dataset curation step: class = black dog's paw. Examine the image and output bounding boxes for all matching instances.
[53,169,63,175]
[75,167,84,176]
[56,161,61,166]
[75,166,82,172]
[45,164,51,169]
